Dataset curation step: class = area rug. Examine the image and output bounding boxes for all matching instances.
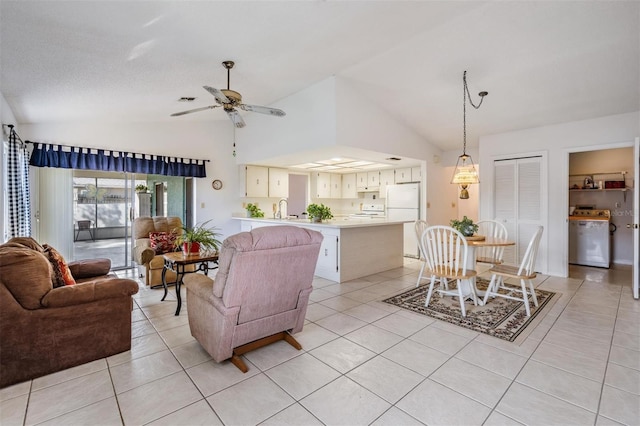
[382,278,558,343]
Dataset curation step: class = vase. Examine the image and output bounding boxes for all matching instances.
[461,226,475,237]
[182,241,200,255]
[312,216,322,223]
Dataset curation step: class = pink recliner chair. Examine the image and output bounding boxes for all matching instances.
[183,225,322,372]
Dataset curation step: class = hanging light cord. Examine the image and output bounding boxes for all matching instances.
[462,70,488,156]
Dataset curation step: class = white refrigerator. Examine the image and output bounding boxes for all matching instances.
[386,183,420,258]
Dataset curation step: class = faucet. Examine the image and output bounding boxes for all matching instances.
[276,198,288,219]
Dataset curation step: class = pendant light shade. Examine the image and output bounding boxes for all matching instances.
[451,71,487,199]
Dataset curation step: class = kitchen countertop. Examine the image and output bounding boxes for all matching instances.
[233,216,412,229]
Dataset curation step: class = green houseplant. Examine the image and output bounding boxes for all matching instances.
[307,203,333,222]
[174,220,222,255]
[246,203,264,218]
[135,184,148,193]
[450,216,478,237]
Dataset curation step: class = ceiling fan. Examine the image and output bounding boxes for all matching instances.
[170,60,286,128]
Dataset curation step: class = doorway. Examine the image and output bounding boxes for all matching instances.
[568,147,635,268]
[72,171,143,269]
[288,174,308,218]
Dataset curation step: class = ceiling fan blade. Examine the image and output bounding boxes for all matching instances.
[170,105,219,117]
[239,104,286,117]
[226,109,246,128]
[203,86,230,104]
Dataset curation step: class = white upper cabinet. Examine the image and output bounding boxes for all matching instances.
[312,172,331,198]
[341,173,357,198]
[378,169,395,198]
[245,165,269,197]
[395,167,412,183]
[330,174,342,198]
[368,171,379,189]
[356,172,368,191]
[268,168,289,198]
[411,166,422,182]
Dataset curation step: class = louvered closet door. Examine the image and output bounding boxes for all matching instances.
[494,157,543,267]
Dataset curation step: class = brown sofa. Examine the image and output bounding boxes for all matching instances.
[132,216,183,286]
[0,237,139,388]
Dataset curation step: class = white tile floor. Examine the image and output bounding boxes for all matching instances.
[1,260,638,426]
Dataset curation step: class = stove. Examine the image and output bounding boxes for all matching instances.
[350,204,386,218]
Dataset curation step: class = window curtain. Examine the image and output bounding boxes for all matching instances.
[28,143,207,178]
[7,128,31,237]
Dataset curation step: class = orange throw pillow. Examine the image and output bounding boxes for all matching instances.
[43,244,76,288]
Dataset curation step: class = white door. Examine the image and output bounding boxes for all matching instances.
[633,137,639,299]
[494,157,544,268]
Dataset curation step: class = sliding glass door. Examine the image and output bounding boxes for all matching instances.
[72,171,144,269]
[71,171,189,269]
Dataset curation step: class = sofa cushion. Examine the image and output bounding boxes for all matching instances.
[0,245,53,309]
[68,258,111,279]
[43,244,76,288]
[149,232,176,254]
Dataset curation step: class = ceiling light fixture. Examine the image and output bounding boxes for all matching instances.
[451,70,488,199]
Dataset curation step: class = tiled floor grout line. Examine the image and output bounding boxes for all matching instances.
[592,281,625,426]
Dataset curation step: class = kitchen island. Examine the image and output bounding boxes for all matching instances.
[233,217,410,282]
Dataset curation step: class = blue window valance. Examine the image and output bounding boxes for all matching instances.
[28,143,207,178]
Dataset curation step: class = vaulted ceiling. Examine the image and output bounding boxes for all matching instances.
[1,1,638,152]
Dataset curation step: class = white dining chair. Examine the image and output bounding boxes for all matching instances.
[421,226,478,317]
[475,220,508,266]
[482,226,544,316]
[414,219,430,287]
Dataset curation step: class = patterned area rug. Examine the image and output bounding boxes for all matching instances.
[382,278,558,343]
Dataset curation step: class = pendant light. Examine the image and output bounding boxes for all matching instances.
[451,70,488,199]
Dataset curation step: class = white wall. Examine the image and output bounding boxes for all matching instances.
[479,111,640,277]
[237,77,338,164]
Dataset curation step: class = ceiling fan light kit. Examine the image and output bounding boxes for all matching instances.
[171,60,286,128]
[451,70,487,199]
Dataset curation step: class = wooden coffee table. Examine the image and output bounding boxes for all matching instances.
[161,251,219,315]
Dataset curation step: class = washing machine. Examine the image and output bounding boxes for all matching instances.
[569,209,611,268]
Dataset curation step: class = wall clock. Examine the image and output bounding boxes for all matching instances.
[211,179,223,190]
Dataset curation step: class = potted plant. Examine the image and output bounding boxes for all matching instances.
[306,203,333,223]
[174,220,222,255]
[135,184,148,193]
[246,203,264,218]
[450,216,478,237]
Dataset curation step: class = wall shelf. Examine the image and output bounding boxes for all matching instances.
[569,171,631,201]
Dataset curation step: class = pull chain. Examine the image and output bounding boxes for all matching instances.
[232,126,236,157]
[462,70,488,155]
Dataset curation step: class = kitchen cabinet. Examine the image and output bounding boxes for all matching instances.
[330,174,342,198]
[268,168,289,198]
[356,171,380,191]
[234,218,404,282]
[368,171,379,189]
[245,165,269,198]
[378,169,395,198]
[411,166,422,182]
[356,172,368,191]
[395,167,412,183]
[341,173,357,198]
[312,172,331,198]
[316,230,339,277]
